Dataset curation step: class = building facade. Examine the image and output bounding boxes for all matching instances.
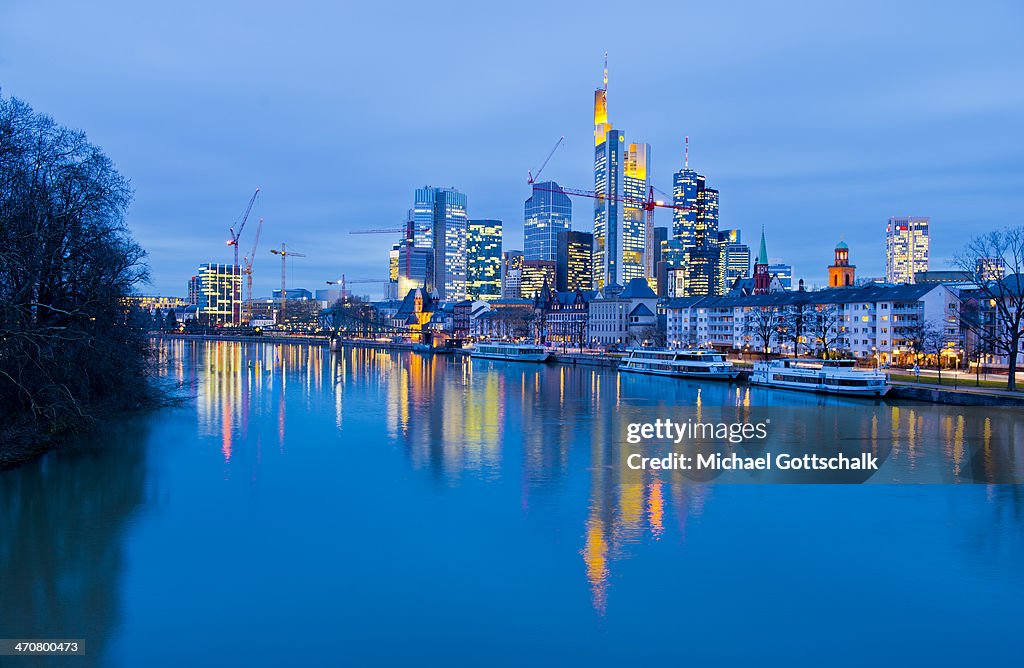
[886,216,930,284]
[396,242,434,297]
[767,263,793,290]
[501,250,524,299]
[587,278,658,347]
[524,181,571,262]
[520,260,556,299]
[556,230,594,292]
[194,263,241,326]
[430,187,469,301]
[718,230,751,294]
[664,284,960,364]
[467,219,502,301]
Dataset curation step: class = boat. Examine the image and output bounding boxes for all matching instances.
[618,348,740,380]
[749,358,890,397]
[469,341,551,363]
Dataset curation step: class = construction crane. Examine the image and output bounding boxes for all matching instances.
[532,182,693,282]
[227,187,260,268]
[269,243,306,325]
[326,276,386,301]
[241,217,264,324]
[527,136,565,185]
[349,227,406,235]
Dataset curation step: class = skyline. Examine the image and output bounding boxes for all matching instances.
[2,1,1022,298]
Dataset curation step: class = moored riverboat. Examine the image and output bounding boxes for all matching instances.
[750,358,890,397]
[469,341,551,363]
[618,348,739,380]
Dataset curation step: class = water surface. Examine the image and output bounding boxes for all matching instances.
[2,340,1023,666]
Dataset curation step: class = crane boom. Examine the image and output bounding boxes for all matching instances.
[241,217,264,323]
[227,187,260,270]
[349,227,405,235]
[527,136,565,185]
[269,243,306,326]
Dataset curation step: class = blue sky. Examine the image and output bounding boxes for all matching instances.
[2,0,1022,298]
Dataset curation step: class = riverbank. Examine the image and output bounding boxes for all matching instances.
[0,422,56,470]
[154,335,1024,407]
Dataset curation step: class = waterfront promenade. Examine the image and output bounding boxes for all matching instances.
[153,334,1024,406]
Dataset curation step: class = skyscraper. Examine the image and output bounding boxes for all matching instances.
[501,250,524,299]
[672,140,722,295]
[194,263,241,326]
[717,229,750,293]
[521,260,556,299]
[592,55,650,288]
[396,241,434,297]
[467,219,502,301]
[683,245,720,297]
[886,216,930,284]
[556,231,594,292]
[409,185,468,299]
[524,182,571,261]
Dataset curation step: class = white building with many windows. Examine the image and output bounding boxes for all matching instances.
[663,284,960,364]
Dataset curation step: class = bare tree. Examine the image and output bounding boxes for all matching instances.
[809,304,841,359]
[906,320,947,385]
[954,227,1024,391]
[1,95,149,441]
[743,306,782,359]
[778,301,812,357]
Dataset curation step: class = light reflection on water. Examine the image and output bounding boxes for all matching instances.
[1,339,1023,666]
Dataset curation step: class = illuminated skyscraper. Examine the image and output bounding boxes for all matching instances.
[524,182,571,261]
[886,216,930,284]
[411,187,436,249]
[696,187,719,246]
[672,140,722,295]
[556,231,594,292]
[195,263,241,326]
[397,241,433,297]
[592,55,650,288]
[683,245,720,297]
[717,230,750,293]
[467,219,502,301]
[521,260,556,299]
[623,141,651,284]
[428,187,469,301]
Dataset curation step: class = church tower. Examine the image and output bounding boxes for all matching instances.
[753,226,771,295]
[828,241,856,287]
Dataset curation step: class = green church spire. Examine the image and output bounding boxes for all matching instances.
[757,226,769,266]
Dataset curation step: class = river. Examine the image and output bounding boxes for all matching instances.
[2,340,1023,666]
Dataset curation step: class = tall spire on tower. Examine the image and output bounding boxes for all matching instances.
[758,226,769,266]
[684,135,689,169]
[594,52,612,145]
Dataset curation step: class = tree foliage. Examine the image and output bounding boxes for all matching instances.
[0,95,149,433]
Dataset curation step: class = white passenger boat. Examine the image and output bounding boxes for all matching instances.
[470,341,551,363]
[618,348,740,380]
[749,358,890,397]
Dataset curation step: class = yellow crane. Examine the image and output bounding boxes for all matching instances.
[269,243,306,326]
